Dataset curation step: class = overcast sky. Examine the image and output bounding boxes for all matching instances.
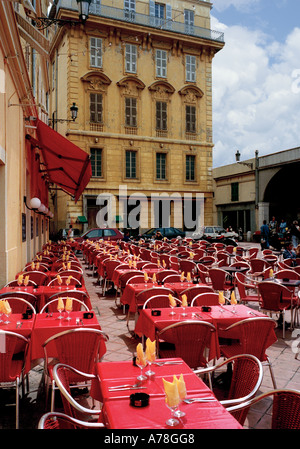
[210,0,300,167]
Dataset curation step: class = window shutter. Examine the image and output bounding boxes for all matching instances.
[166,4,172,29]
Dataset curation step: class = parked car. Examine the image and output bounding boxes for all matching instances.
[140,227,186,240]
[192,226,238,245]
[73,228,124,242]
[56,228,81,240]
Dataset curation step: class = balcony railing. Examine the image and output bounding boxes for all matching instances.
[56,1,224,43]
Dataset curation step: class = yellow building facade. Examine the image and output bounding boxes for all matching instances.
[0,0,51,287]
[49,0,224,235]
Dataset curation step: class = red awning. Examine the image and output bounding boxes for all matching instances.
[26,119,91,202]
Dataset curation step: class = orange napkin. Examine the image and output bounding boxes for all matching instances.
[62,263,66,270]
[129,259,132,268]
[136,343,147,366]
[186,272,191,282]
[169,294,177,307]
[0,300,5,313]
[57,275,62,285]
[31,262,35,269]
[174,374,187,400]
[4,300,11,314]
[67,262,71,270]
[180,272,185,281]
[163,377,180,407]
[162,260,166,268]
[218,291,225,304]
[36,262,40,270]
[181,294,188,307]
[230,291,237,305]
[145,338,156,362]
[144,272,149,282]
[269,268,274,277]
[24,275,29,286]
[17,274,23,285]
[152,273,157,283]
[57,297,64,311]
[157,259,160,267]
[65,297,73,312]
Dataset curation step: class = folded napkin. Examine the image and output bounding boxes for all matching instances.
[18,274,23,284]
[169,294,177,307]
[230,291,237,305]
[162,260,166,268]
[186,272,191,282]
[157,259,160,267]
[4,300,11,314]
[152,273,157,283]
[31,262,35,269]
[24,275,30,286]
[0,300,5,313]
[163,377,180,408]
[57,274,62,284]
[218,291,226,304]
[144,272,149,281]
[145,338,156,362]
[57,297,64,311]
[66,275,72,285]
[174,374,187,400]
[36,262,40,270]
[67,262,71,270]
[180,272,185,281]
[65,297,73,312]
[269,268,274,277]
[136,343,147,366]
[181,294,188,307]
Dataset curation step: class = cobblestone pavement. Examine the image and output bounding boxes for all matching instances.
[1,242,300,430]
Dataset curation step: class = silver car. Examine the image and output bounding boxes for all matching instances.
[192,226,238,240]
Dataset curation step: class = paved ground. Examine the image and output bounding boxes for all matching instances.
[1,241,300,430]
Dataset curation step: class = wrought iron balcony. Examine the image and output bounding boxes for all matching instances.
[56,0,224,43]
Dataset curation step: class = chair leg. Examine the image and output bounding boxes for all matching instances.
[16,377,20,429]
[266,356,277,389]
[50,379,56,411]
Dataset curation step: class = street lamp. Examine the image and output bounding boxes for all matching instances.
[35,0,92,30]
[235,149,259,210]
[49,103,78,128]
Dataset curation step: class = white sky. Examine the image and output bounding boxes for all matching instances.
[210,0,300,167]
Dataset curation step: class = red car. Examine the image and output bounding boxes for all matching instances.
[73,228,124,243]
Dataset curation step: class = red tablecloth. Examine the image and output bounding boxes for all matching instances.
[0,286,91,311]
[164,281,207,296]
[91,359,242,429]
[134,304,277,360]
[121,282,171,313]
[0,313,35,374]
[29,311,105,363]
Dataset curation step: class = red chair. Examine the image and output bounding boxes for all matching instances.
[220,317,278,388]
[208,268,234,293]
[156,320,217,371]
[198,256,215,268]
[0,291,37,308]
[155,270,178,283]
[190,292,220,306]
[39,297,90,313]
[15,271,48,286]
[38,412,105,429]
[194,354,263,425]
[135,287,175,310]
[227,389,300,429]
[4,279,37,288]
[249,258,270,279]
[3,297,36,314]
[53,363,103,426]
[143,294,181,309]
[42,328,109,411]
[102,260,124,294]
[169,256,180,271]
[0,330,30,428]
[47,276,82,287]
[258,281,296,337]
[235,272,260,304]
[161,274,182,283]
[180,285,214,304]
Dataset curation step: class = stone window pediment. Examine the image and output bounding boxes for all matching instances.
[81,72,112,92]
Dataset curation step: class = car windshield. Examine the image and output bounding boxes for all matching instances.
[214,227,226,233]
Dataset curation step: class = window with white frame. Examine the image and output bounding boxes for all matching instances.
[125,44,137,73]
[186,55,196,82]
[155,49,167,78]
[124,0,135,20]
[184,9,194,34]
[90,37,102,68]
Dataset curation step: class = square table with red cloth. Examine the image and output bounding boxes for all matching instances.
[90,359,242,429]
[121,282,171,313]
[134,304,277,360]
[0,313,35,374]
[29,311,105,364]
